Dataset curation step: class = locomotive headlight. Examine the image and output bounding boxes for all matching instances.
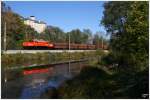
[49,44,54,47]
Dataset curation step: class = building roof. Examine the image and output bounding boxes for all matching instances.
[24,18,46,24]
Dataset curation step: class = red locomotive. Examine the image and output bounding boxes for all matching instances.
[23,39,108,50]
[23,39,54,49]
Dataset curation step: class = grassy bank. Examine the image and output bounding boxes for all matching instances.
[55,52,148,99]
[1,50,106,86]
[1,50,106,68]
[58,66,148,99]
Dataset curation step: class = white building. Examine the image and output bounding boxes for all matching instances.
[24,16,46,33]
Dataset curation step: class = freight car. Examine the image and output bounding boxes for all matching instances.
[23,39,107,50]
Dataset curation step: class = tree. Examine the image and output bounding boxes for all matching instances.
[66,29,92,44]
[66,29,82,43]
[43,26,66,43]
[1,2,37,49]
[1,2,24,49]
[122,1,149,70]
[101,1,131,35]
[82,29,92,44]
[101,1,148,71]
[93,31,108,48]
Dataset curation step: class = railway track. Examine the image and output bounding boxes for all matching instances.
[2,50,102,54]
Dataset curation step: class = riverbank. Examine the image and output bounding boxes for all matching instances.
[2,50,106,68]
[53,65,148,99]
[1,50,104,84]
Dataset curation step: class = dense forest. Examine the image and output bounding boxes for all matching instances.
[1,2,108,50]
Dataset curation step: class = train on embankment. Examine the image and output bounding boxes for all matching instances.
[23,39,108,50]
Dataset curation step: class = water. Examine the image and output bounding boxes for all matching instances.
[2,61,88,99]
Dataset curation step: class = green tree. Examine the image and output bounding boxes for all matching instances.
[101,1,131,34]
[43,26,66,43]
[123,2,149,70]
[66,29,92,44]
[66,29,82,43]
[101,1,148,71]
[1,2,37,49]
[93,32,108,48]
[1,3,24,49]
[82,29,92,44]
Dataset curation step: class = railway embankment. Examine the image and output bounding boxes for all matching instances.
[2,50,108,69]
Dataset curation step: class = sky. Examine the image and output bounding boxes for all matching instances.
[5,1,109,39]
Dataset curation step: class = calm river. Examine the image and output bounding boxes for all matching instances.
[1,60,89,99]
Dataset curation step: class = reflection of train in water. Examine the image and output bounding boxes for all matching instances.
[23,39,108,50]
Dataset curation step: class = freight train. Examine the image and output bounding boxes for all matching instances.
[23,39,108,50]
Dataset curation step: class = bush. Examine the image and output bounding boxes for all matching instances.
[58,66,149,99]
[58,67,113,99]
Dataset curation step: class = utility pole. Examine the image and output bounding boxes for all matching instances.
[4,22,7,51]
[25,27,28,41]
[98,38,99,49]
[102,36,103,49]
[69,33,70,51]
[68,33,70,75]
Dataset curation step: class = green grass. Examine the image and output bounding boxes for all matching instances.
[2,50,105,68]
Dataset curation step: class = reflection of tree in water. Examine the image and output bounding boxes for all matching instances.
[40,87,60,99]
[1,69,24,99]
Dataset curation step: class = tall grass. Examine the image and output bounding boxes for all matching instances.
[1,50,105,68]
